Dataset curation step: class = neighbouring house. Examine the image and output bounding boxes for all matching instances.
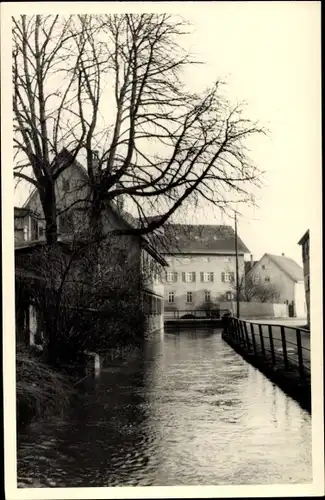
[156,224,250,315]
[298,230,310,327]
[14,149,167,338]
[246,253,306,318]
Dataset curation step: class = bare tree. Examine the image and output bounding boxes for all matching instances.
[15,229,150,366]
[13,14,264,245]
[229,274,281,303]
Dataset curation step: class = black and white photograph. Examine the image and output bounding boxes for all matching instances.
[1,1,323,498]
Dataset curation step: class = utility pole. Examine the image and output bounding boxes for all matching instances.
[234,211,240,318]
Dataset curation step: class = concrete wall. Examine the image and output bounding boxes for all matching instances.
[220,301,288,319]
[163,253,245,311]
[249,254,295,303]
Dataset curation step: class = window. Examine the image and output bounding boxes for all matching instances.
[222,272,234,283]
[201,272,214,283]
[226,291,233,301]
[38,224,45,239]
[166,271,177,283]
[264,276,271,282]
[183,271,196,282]
[168,291,175,303]
[205,290,211,302]
[186,291,193,303]
[224,256,231,263]
[62,179,70,193]
[261,265,267,270]
[23,225,29,241]
[252,276,260,284]
[31,217,38,240]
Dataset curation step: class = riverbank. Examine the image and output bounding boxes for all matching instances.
[16,346,76,429]
[16,342,145,429]
[221,331,311,413]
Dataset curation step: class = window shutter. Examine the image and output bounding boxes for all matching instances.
[174,272,178,282]
[200,272,204,282]
[221,272,225,282]
[210,272,214,282]
[192,272,196,282]
[182,272,186,282]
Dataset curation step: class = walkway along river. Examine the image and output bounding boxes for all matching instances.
[17,328,312,487]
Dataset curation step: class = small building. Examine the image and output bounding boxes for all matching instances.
[158,224,250,314]
[298,230,310,327]
[246,253,306,317]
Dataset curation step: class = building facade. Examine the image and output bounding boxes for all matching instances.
[14,149,167,336]
[246,253,306,317]
[298,230,310,327]
[159,224,250,315]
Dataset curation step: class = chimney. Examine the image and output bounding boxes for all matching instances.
[250,254,254,269]
[282,252,285,256]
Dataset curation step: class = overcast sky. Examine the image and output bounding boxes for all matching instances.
[12,1,321,264]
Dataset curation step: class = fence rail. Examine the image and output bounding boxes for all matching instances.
[223,317,310,381]
[164,309,231,320]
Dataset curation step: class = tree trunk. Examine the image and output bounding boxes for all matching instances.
[40,182,58,245]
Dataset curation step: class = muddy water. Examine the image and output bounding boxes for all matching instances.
[17,328,312,487]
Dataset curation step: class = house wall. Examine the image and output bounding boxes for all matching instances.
[19,162,166,334]
[163,253,245,311]
[294,282,306,318]
[219,301,288,319]
[249,255,295,303]
[300,235,310,325]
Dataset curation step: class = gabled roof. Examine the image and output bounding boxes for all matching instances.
[298,230,309,246]
[155,224,250,254]
[261,253,304,282]
[17,149,167,266]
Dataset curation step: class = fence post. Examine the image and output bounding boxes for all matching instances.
[258,324,266,358]
[235,318,240,343]
[296,328,305,380]
[280,325,289,369]
[236,319,242,345]
[240,321,246,346]
[250,323,257,354]
[268,325,276,365]
[243,321,250,350]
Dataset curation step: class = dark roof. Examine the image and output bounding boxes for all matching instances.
[156,224,250,254]
[298,230,309,246]
[266,253,304,282]
[14,207,32,218]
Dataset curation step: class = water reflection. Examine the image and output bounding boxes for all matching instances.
[17,328,312,487]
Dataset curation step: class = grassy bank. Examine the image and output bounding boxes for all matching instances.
[221,332,311,414]
[16,344,76,428]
